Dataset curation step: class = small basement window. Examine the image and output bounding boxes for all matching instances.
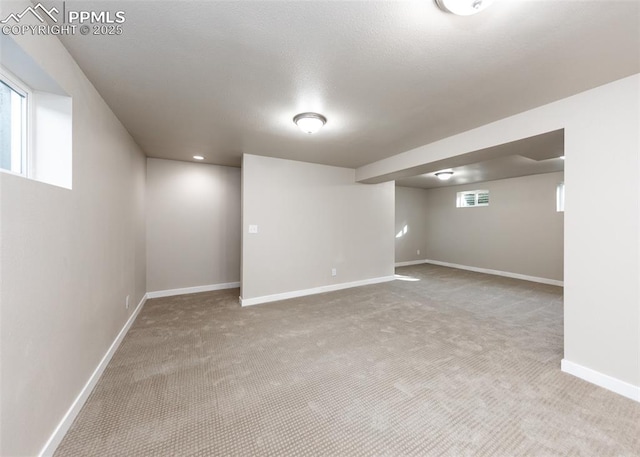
[0,69,28,175]
[457,190,489,208]
[556,182,565,212]
[0,46,72,190]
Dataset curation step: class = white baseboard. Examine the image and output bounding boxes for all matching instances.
[561,359,640,402]
[395,259,427,267]
[240,275,396,307]
[39,293,148,457]
[146,281,240,299]
[423,259,564,287]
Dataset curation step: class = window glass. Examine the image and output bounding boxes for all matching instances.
[0,78,27,174]
[457,190,489,207]
[556,182,565,212]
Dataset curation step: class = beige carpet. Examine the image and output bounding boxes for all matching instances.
[55,264,640,456]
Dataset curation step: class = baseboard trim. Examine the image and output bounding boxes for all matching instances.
[146,282,240,299]
[395,260,427,267]
[39,293,148,457]
[423,259,564,287]
[240,275,396,307]
[561,359,640,402]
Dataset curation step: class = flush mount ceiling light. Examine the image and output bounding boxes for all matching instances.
[435,171,454,181]
[293,112,327,134]
[435,0,494,15]
[193,155,204,160]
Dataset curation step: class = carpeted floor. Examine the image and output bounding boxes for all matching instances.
[55,264,640,456]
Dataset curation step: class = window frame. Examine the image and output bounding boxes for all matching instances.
[456,189,490,208]
[0,66,32,177]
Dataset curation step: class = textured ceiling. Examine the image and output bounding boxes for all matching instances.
[50,0,639,168]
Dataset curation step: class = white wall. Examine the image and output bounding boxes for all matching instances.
[395,186,429,264]
[358,75,640,395]
[0,19,146,457]
[241,154,395,304]
[422,172,564,281]
[146,158,241,293]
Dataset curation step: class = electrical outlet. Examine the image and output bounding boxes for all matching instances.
[331,268,337,277]
[417,249,420,255]
[248,225,258,234]
[126,295,130,309]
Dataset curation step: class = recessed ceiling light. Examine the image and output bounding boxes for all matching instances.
[193,155,204,160]
[435,0,494,16]
[293,112,327,134]
[435,171,454,181]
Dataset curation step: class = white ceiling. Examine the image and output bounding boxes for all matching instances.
[50,0,639,169]
[395,129,564,189]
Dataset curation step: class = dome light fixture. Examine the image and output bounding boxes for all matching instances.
[435,170,454,181]
[435,0,494,16]
[293,112,327,134]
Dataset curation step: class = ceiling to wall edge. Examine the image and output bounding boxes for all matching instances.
[174,128,565,191]
[358,129,565,188]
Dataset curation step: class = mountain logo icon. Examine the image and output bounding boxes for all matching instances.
[1,3,59,24]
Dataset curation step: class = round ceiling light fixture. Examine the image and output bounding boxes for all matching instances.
[293,112,327,134]
[435,0,494,16]
[435,170,454,181]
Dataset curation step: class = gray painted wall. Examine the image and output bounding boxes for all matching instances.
[562,76,638,389]
[0,31,147,456]
[241,154,395,302]
[422,172,564,281]
[361,74,640,390]
[146,158,241,292]
[395,186,429,264]
[0,12,635,457]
